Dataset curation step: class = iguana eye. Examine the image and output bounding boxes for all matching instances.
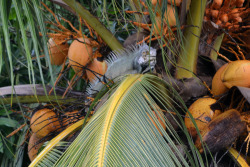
[142,51,146,56]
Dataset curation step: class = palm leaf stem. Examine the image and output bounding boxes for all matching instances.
[176,0,207,79]
[62,0,124,51]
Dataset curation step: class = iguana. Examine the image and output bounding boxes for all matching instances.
[87,42,157,96]
[0,43,157,99]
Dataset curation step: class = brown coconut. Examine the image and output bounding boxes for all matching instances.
[195,109,246,153]
[30,108,60,137]
[48,38,69,65]
[68,38,93,76]
[185,97,221,138]
[86,58,107,82]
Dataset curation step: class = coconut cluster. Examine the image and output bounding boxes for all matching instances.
[68,37,107,81]
[48,37,107,82]
[28,108,59,161]
[28,108,84,162]
[184,59,250,150]
[204,0,248,30]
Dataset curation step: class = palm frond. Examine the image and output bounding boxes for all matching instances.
[228,148,249,167]
[34,141,68,167]
[0,0,15,94]
[33,74,205,167]
[22,0,50,86]
[12,0,35,86]
[0,30,3,75]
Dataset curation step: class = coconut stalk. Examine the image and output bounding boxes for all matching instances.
[176,0,207,79]
[0,95,77,104]
[62,0,123,51]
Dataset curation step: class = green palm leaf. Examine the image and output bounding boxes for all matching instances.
[34,141,68,167]
[32,74,204,166]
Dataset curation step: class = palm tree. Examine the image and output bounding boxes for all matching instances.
[0,0,211,166]
[1,0,247,166]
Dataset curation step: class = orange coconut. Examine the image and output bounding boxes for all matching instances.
[151,0,182,7]
[30,108,60,137]
[151,0,162,6]
[221,60,250,88]
[48,38,69,65]
[220,14,229,23]
[28,133,44,162]
[153,4,176,35]
[185,97,221,138]
[212,63,229,98]
[211,0,223,9]
[68,38,93,76]
[86,58,107,82]
[167,0,182,6]
[147,110,166,136]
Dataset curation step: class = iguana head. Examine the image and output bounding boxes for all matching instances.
[135,43,157,73]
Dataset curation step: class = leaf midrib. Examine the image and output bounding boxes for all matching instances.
[98,74,142,166]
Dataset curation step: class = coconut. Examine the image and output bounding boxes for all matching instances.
[28,133,44,162]
[211,63,229,98]
[185,97,221,138]
[221,60,250,88]
[68,38,93,76]
[48,38,69,65]
[86,58,107,82]
[167,0,182,6]
[195,109,246,153]
[151,0,162,6]
[153,4,176,35]
[151,0,182,7]
[30,108,60,137]
[147,110,166,136]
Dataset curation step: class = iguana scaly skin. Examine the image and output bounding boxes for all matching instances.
[87,43,157,96]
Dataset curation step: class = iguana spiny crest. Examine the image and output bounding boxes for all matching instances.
[87,42,157,96]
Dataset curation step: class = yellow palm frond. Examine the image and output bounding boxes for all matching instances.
[33,74,204,167]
